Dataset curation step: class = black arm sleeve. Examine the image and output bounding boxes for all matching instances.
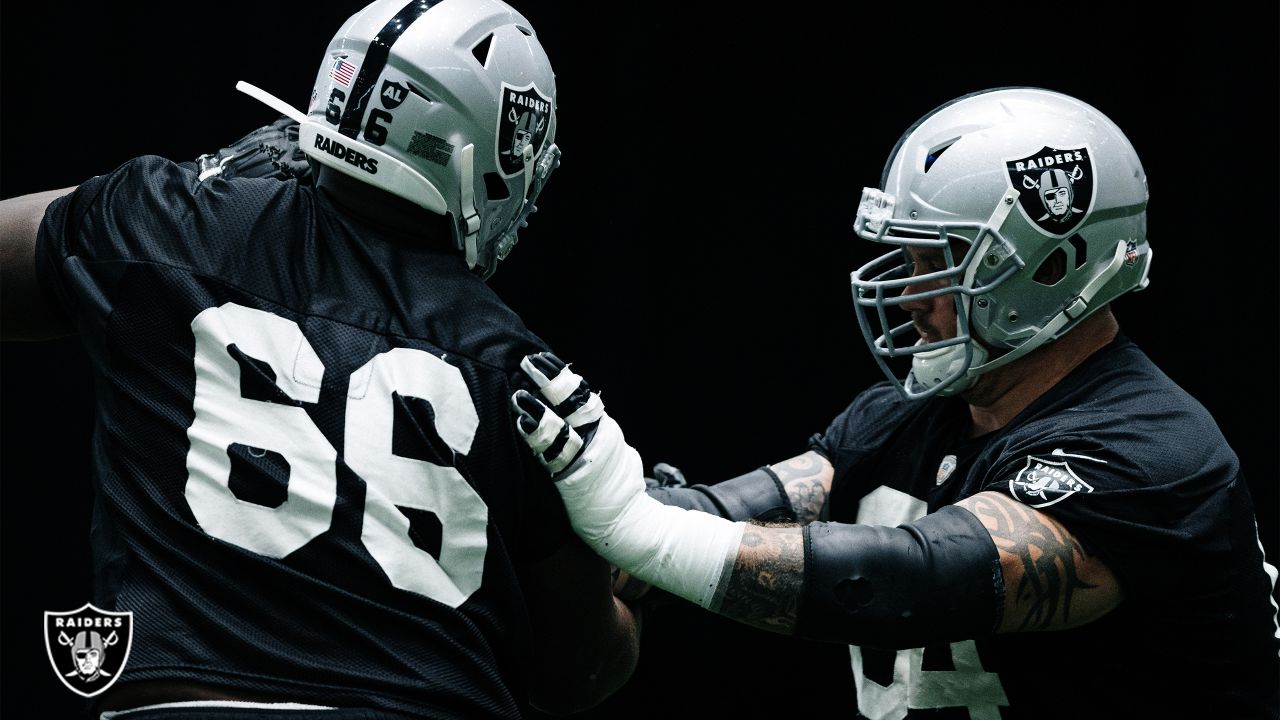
[796,506,1003,649]
[645,466,795,522]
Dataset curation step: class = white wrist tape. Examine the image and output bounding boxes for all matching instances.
[554,414,744,608]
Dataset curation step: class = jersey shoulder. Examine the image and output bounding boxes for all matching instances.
[813,380,934,456]
[41,154,309,273]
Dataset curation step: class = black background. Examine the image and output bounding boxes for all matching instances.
[2,3,1276,719]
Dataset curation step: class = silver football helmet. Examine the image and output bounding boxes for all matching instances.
[238,0,559,279]
[850,88,1152,399]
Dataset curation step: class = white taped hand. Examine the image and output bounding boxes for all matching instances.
[511,353,745,608]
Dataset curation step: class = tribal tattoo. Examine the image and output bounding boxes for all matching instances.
[957,491,1112,632]
[715,524,805,634]
[769,452,833,525]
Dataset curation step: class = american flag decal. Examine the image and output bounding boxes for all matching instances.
[330,58,356,87]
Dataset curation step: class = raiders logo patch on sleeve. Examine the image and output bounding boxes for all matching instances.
[1009,455,1094,508]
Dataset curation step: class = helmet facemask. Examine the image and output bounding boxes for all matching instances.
[851,187,1023,399]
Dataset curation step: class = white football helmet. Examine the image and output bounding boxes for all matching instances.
[850,87,1152,399]
[238,0,559,279]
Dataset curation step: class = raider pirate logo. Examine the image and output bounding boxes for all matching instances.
[44,604,133,697]
[1010,456,1094,508]
[497,82,552,176]
[1006,146,1095,236]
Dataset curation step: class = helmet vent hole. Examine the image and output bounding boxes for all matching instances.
[516,25,533,36]
[484,172,510,201]
[1033,247,1068,286]
[472,34,494,66]
[924,139,957,173]
[406,82,433,103]
[1067,233,1088,269]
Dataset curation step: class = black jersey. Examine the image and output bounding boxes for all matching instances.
[811,336,1279,719]
[35,155,573,718]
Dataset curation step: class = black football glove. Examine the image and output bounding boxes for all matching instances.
[184,115,311,184]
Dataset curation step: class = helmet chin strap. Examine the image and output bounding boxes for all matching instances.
[459,143,481,270]
[460,141,537,276]
[907,341,988,397]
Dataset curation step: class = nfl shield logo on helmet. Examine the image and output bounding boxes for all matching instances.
[1010,456,1094,508]
[497,82,552,176]
[1005,146,1095,236]
[44,604,133,697]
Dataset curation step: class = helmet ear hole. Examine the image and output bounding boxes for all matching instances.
[484,172,510,201]
[1033,247,1068,286]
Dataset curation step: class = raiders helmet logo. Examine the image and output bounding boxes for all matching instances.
[44,604,133,697]
[497,82,552,176]
[1005,146,1095,236]
[1009,456,1094,508]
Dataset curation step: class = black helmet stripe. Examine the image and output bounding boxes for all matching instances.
[338,0,444,139]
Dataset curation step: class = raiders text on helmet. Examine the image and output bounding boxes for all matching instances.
[849,88,1152,399]
[237,0,560,279]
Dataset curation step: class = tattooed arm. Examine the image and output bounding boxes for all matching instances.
[767,451,834,525]
[714,523,806,634]
[629,452,827,624]
[610,453,832,606]
[956,491,1123,632]
[714,489,1124,638]
[640,452,833,524]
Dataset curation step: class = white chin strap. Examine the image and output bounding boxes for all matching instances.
[459,143,481,270]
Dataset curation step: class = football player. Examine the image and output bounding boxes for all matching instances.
[0,1,638,718]
[513,88,1280,718]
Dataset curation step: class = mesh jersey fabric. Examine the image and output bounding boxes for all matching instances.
[35,155,573,718]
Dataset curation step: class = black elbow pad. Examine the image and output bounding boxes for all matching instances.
[646,467,794,522]
[796,505,1002,649]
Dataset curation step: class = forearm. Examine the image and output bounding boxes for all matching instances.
[646,451,833,524]
[557,438,1002,647]
[553,422,746,609]
[646,467,793,521]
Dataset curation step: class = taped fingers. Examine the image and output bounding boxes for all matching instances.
[512,390,585,475]
[520,353,594,412]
